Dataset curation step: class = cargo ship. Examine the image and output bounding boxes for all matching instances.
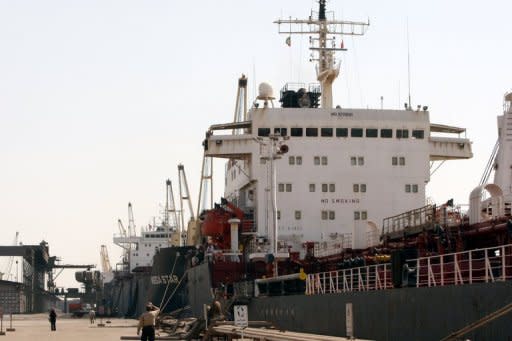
[184,1,512,340]
[105,1,512,340]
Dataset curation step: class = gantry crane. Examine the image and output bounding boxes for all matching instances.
[1,232,19,281]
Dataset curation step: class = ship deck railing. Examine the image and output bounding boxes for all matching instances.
[305,243,512,295]
[414,243,512,287]
[381,204,435,240]
[305,263,392,295]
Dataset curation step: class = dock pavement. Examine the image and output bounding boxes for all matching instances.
[0,313,140,341]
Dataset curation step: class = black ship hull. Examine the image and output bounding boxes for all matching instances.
[187,262,512,341]
[104,246,195,317]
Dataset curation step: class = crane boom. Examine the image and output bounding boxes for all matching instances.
[178,164,196,246]
[100,245,112,273]
[128,202,136,237]
[117,219,127,237]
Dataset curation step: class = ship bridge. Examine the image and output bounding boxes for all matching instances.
[429,123,473,160]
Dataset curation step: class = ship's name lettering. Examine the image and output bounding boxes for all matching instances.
[150,274,179,285]
[321,198,360,204]
[330,111,353,117]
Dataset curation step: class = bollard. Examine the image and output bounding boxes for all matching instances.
[6,314,15,332]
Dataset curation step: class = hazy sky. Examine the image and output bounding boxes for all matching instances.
[1,0,511,288]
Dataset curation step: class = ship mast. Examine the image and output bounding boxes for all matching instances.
[274,0,369,108]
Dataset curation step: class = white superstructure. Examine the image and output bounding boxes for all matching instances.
[113,180,181,272]
[202,1,473,254]
[113,226,177,272]
[469,92,512,223]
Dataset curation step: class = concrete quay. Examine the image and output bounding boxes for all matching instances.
[0,313,138,341]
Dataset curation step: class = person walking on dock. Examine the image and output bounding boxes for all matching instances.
[89,309,96,324]
[137,302,160,341]
[49,308,57,331]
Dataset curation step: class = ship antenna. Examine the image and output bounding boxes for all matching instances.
[274,0,369,109]
[407,18,412,110]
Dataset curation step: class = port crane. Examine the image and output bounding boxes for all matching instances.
[1,232,19,281]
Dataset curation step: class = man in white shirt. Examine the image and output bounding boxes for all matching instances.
[137,302,160,341]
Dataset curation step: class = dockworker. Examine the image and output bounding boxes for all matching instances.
[89,309,96,324]
[49,308,57,331]
[137,302,160,341]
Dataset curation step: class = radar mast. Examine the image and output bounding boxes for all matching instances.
[274,0,369,109]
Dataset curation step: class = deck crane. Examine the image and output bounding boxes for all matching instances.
[100,245,112,273]
[178,164,199,246]
[164,179,181,246]
[128,202,136,237]
[116,218,131,267]
[117,219,127,237]
[99,245,114,283]
[197,156,213,219]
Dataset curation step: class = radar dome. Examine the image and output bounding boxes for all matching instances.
[258,82,274,99]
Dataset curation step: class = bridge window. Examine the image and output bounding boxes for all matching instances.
[321,156,328,165]
[274,127,288,136]
[412,129,424,139]
[366,128,378,138]
[396,129,409,139]
[295,210,302,220]
[321,128,333,137]
[291,128,303,136]
[258,128,271,137]
[309,184,316,192]
[336,128,348,137]
[351,128,363,137]
[381,129,393,138]
[306,128,318,137]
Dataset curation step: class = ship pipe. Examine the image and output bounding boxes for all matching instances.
[462,222,507,237]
